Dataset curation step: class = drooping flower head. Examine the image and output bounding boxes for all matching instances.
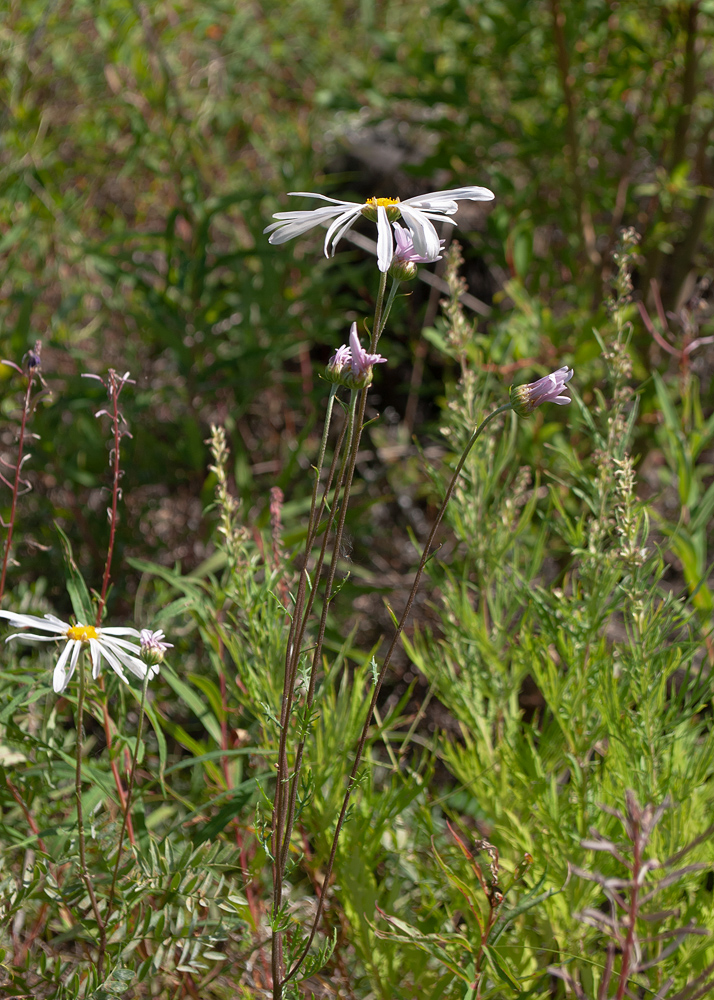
[264,185,494,273]
[510,367,574,417]
[389,223,446,281]
[325,323,387,389]
[0,610,156,693]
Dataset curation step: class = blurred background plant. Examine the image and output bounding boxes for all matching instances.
[1,0,713,997]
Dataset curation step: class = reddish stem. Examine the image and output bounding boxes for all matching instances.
[95,371,122,625]
[0,371,35,600]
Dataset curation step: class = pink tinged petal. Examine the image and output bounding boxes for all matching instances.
[53,641,75,693]
[376,205,394,273]
[398,206,442,259]
[349,323,367,375]
[393,223,412,255]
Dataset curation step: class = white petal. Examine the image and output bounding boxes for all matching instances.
[89,638,102,679]
[376,206,393,273]
[286,191,356,206]
[323,207,363,257]
[64,641,83,689]
[6,632,63,642]
[402,186,495,211]
[99,640,146,682]
[398,206,443,259]
[100,627,142,637]
[44,614,72,628]
[0,611,67,633]
[100,635,143,655]
[53,641,74,693]
[264,206,347,243]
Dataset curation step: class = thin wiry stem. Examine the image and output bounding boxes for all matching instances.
[283,403,513,986]
[104,669,151,957]
[0,358,39,601]
[75,655,107,966]
[95,371,124,625]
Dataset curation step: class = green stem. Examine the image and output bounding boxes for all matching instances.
[271,385,350,997]
[278,390,359,876]
[75,655,107,973]
[105,670,150,925]
[373,277,400,348]
[283,403,513,987]
[371,271,389,350]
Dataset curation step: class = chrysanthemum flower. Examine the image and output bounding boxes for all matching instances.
[264,185,494,272]
[0,611,152,693]
[509,367,574,416]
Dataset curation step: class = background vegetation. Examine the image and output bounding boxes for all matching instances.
[1,1,714,997]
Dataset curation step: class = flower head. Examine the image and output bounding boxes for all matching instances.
[325,343,352,384]
[389,223,446,281]
[510,367,573,417]
[139,628,172,668]
[264,185,494,273]
[325,323,387,389]
[0,611,152,693]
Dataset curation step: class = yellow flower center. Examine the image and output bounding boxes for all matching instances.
[66,624,99,642]
[362,197,402,223]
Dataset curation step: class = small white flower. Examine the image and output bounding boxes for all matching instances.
[264,185,495,272]
[0,611,150,693]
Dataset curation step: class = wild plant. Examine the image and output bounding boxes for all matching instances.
[401,231,714,994]
[0,340,45,601]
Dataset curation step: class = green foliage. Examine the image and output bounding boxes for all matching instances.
[1,2,714,997]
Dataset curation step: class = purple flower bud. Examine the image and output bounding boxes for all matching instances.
[139,628,172,669]
[325,344,352,384]
[510,367,573,416]
[388,223,446,281]
[346,323,387,388]
[325,324,387,389]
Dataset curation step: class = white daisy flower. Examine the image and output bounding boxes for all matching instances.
[0,611,152,693]
[264,185,495,272]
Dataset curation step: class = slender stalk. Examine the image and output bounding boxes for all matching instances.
[95,371,123,625]
[283,403,513,986]
[0,366,36,600]
[271,385,350,997]
[272,279,391,998]
[372,277,400,349]
[105,671,150,928]
[278,391,360,875]
[74,656,107,965]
